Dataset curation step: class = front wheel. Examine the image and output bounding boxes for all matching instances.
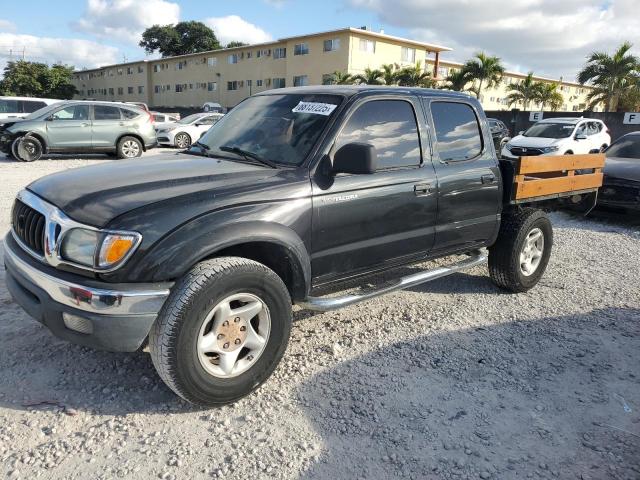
[488,208,553,292]
[149,257,292,406]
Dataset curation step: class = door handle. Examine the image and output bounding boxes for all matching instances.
[481,174,496,184]
[414,183,432,196]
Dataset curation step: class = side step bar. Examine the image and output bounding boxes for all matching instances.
[297,249,487,312]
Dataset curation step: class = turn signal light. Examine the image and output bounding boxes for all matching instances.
[98,234,139,267]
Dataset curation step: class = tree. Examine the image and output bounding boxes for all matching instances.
[441,68,469,92]
[226,41,248,48]
[535,83,564,111]
[395,62,435,87]
[381,63,398,85]
[140,21,221,57]
[353,67,383,85]
[330,71,354,85]
[506,72,542,110]
[463,52,504,100]
[0,61,77,99]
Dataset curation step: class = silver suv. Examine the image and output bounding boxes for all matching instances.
[0,101,157,160]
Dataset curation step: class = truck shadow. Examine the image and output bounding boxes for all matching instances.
[295,307,640,480]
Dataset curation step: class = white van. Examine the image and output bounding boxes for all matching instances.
[0,96,62,120]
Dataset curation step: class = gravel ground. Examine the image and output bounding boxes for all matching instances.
[0,153,639,480]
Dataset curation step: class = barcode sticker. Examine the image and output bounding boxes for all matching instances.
[292,101,337,116]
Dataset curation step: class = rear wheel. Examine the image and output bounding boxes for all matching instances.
[488,208,553,292]
[149,257,292,406]
[117,136,142,159]
[174,132,191,149]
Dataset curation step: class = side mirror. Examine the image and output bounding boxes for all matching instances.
[575,134,587,140]
[45,116,54,121]
[332,143,377,175]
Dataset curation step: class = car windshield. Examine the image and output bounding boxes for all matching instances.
[177,114,204,124]
[523,122,575,139]
[606,136,640,159]
[194,93,343,166]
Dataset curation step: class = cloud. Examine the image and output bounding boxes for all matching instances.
[73,0,180,45]
[204,15,273,46]
[348,0,640,80]
[0,32,119,69]
[0,20,16,32]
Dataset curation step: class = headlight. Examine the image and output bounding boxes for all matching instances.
[60,228,99,267]
[60,228,141,269]
[540,146,559,153]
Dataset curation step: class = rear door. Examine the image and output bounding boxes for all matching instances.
[45,104,92,148]
[91,105,124,148]
[424,98,501,254]
[310,96,438,284]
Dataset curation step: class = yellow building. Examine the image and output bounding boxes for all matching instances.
[71,26,596,112]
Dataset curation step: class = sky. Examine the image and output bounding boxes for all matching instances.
[0,0,638,81]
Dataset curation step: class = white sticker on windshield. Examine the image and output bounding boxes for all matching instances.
[292,101,337,116]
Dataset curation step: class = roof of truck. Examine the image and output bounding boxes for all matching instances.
[257,85,472,99]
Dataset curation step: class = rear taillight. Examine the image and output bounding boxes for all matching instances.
[147,111,154,123]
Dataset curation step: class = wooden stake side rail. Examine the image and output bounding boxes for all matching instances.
[514,153,605,201]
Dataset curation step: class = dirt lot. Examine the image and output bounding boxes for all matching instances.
[0,153,639,480]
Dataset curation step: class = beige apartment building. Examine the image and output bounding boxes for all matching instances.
[71,27,596,112]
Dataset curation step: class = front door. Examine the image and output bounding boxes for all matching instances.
[310,96,438,285]
[45,104,92,149]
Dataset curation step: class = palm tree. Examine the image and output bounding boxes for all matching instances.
[353,67,383,85]
[330,71,355,85]
[463,52,505,100]
[535,83,564,111]
[381,63,398,85]
[506,72,542,110]
[395,61,435,88]
[441,69,469,92]
[578,42,640,111]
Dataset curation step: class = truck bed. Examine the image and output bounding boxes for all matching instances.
[499,153,605,204]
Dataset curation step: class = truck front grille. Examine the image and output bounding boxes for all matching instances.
[11,199,46,256]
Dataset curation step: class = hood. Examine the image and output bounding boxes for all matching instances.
[509,135,564,148]
[603,156,640,183]
[27,151,281,227]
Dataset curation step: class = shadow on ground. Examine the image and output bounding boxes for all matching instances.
[296,307,640,479]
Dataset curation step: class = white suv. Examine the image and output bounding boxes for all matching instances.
[502,117,611,158]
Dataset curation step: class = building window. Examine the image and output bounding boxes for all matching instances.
[175,84,186,93]
[166,84,170,91]
[256,79,263,87]
[138,66,144,73]
[228,54,238,64]
[118,87,124,95]
[153,65,159,72]
[126,67,133,74]
[227,81,238,91]
[207,82,217,91]
[322,73,334,85]
[246,51,253,59]
[272,78,286,88]
[247,79,253,87]
[154,85,160,93]
[293,75,308,87]
[401,47,416,63]
[108,88,114,95]
[127,87,133,94]
[176,61,187,70]
[359,39,375,53]
[323,39,340,52]
[273,47,287,59]
[294,43,309,55]
[117,68,123,75]
[138,86,144,94]
[207,57,217,67]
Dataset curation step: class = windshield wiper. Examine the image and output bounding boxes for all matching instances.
[193,140,210,150]
[220,145,278,169]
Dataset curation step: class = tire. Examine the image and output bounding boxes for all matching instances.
[149,257,292,406]
[488,208,553,293]
[174,132,191,149]
[12,135,43,162]
[564,150,573,155]
[117,136,142,159]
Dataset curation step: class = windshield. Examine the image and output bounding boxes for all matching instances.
[606,136,640,159]
[194,93,343,166]
[178,114,204,124]
[523,122,575,139]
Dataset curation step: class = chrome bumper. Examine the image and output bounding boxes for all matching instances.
[4,233,171,316]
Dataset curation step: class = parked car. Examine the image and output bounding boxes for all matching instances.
[151,111,181,130]
[203,102,225,113]
[598,132,640,212]
[156,112,224,148]
[502,117,611,159]
[0,100,157,160]
[487,117,510,157]
[4,86,600,407]
[0,96,62,120]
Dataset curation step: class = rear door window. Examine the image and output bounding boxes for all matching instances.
[94,105,122,120]
[430,102,483,161]
[335,99,422,169]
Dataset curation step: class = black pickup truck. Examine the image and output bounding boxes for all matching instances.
[5,86,555,406]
